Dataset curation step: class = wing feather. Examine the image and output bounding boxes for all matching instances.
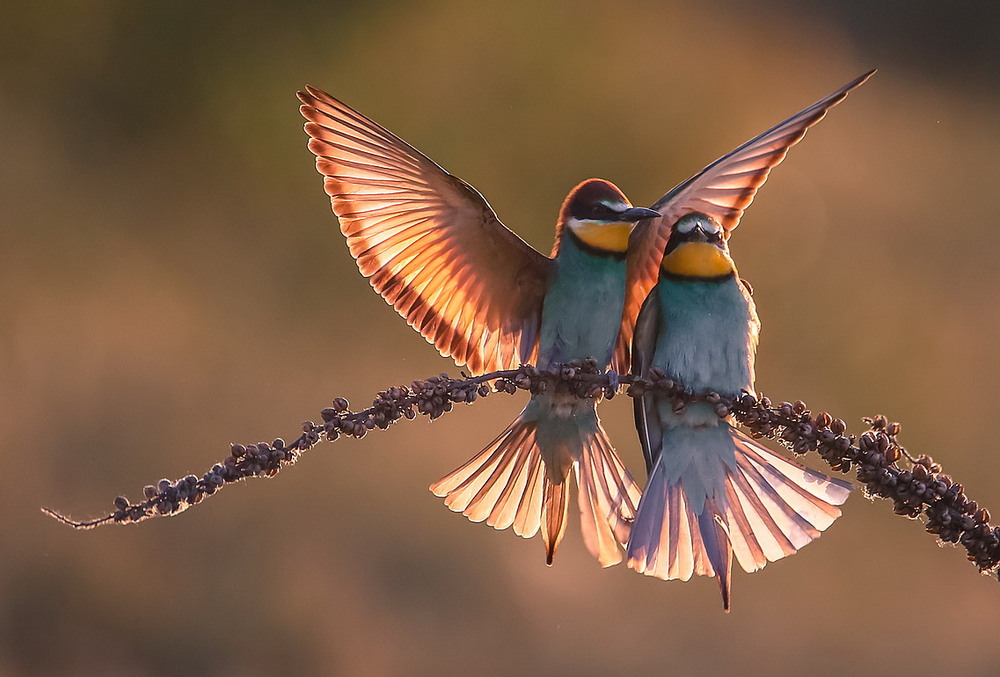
[631,290,664,473]
[300,86,553,373]
[616,70,875,370]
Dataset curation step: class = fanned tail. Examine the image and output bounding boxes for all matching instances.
[429,416,545,540]
[626,424,851,609]
[430,413,641,566]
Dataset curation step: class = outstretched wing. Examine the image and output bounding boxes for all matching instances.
[614,70,875,371]
[299,86,553,374]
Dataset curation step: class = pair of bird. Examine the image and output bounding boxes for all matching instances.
[298,71,873,610]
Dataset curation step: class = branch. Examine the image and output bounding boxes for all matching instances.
[42,358,1000,580]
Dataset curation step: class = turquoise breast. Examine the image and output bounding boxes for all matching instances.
[536,235,626,369]
[653,276,759,396]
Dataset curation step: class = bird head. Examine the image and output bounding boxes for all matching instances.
[558,179,660,255]
[660,212,737,280]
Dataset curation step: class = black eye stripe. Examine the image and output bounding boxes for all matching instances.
[572,203,618,221]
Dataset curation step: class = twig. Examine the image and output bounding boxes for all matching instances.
[42,359,1000,580]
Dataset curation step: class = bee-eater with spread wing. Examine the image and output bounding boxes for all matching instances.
[298,88,657,566]
[623,71,874,609]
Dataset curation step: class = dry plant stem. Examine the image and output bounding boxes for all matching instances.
[42,359,1000,580]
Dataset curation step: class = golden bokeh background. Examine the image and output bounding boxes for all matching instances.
[3,2,1000,675]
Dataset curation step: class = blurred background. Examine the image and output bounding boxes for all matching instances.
[3,1,1000,675]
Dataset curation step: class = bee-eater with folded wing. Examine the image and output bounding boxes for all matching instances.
[623,71,874,609]
[298,88,657,566]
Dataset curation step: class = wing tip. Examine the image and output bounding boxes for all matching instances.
[851,68,878,90]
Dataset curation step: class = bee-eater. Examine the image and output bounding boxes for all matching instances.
[623,71,874,609]
[298,88,656,566]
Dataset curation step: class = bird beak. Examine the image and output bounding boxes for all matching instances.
[619,206,660,222]
[688,226,710,243]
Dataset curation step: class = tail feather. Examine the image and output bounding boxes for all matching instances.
[625,467,665,576]
[430,418,544,538]
[721,474,768,572]
[590,429,642,544]
[725,463,799,564]
[575,424,642,566]
[542,481,569,565]
[486,437,540,531]
[626,473,698,581]
[698,502,732,612]
[667,488,697,581]
[737,437,849,525]
[734,451,821,550]
[577,454,619,567]
[432,412,640,566]
[627,424,852,608]
[511,457,545,538]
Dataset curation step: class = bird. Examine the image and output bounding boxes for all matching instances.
[623,71,874,609]
[298,87,656,566]
[426,179,661,566]
[296,69,871,568]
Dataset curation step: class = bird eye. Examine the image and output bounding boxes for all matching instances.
[702,219,721,235]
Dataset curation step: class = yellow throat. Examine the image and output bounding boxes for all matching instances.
[570,221,632,253]
[661,241,736,278]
